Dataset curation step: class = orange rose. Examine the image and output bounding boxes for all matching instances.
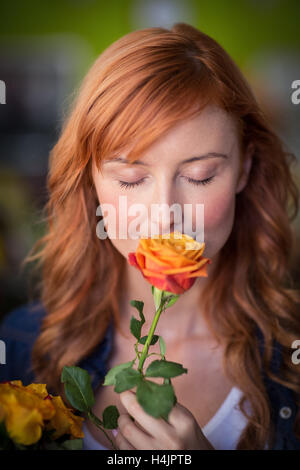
[128,231,211,294]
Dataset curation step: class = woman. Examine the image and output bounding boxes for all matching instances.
[1,22,300,450]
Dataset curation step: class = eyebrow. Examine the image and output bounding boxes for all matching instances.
[103,152,228,166]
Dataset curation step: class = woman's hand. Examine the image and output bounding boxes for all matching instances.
[114,389,215,450]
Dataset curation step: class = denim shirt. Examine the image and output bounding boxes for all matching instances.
[0,300,299,450]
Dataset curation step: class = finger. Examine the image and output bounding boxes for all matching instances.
[167,403,197,438]
[119,390,172,439]
[115,428,136,450]
[167,402,187,427]
[117,412,156,450]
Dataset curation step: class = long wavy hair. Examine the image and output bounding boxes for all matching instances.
[23,23,300,449]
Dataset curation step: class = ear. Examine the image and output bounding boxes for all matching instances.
[236,142,255,194]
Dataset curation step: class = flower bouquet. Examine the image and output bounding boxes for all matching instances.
[0,380,84,450]
[61,231,211,450]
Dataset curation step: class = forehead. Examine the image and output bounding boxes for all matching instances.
[156,105,237,145]
[139,106,237,160]
[99,104,239,170]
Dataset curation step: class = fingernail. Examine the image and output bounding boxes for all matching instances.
[112,429,118,437]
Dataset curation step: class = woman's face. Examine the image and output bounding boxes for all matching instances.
[92,104,253,260]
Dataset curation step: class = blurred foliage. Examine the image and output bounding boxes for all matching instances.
[0,0,300,69]
[0,170,46,316]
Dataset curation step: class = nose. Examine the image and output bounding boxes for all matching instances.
[149,179,180,237]
[153,207,176,236]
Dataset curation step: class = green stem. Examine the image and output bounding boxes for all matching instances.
[161,353,171,385]
[138,300,165,373]
[135,342,142,358]
[87,411,118,450]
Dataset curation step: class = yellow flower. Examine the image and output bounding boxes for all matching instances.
[0,381,55,420]
[0,381,84,445]
[0,381,54,446]
[25,383,49,399]
[2,394,44,445]
[45,396,84,440]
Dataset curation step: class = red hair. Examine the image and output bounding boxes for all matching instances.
[23,23,300,449]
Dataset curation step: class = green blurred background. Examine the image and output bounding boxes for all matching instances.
[1,0,300,315]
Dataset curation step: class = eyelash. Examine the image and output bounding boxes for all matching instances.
[184,176,214,186]
[117,176,214,189]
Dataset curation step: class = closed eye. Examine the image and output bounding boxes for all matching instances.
[118,178,147,189]
[184,176,214,186]
[117,175,215,189]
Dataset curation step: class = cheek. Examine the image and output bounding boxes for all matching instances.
[201,189,236,255]
[94,185,142,258]
[205,192,234,226]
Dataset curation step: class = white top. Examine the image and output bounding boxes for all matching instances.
[82,386,265,450]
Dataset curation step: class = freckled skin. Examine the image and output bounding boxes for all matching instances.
[92,104,253,261]
[88,104,255,450]
[199,181,237,257]
[92,102,254,337]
